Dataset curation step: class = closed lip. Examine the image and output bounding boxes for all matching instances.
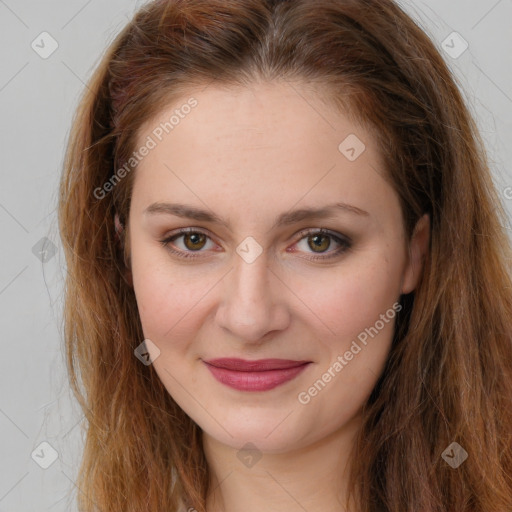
[203,358,311,372]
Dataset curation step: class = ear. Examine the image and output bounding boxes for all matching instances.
[401,213,430,295]
[114,212,124,242]
[114,212,133,287]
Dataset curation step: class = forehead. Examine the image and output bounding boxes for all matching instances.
[138,80,365,159]
[130,81,397,229]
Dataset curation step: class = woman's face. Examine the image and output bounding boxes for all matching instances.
[127,81,428,453]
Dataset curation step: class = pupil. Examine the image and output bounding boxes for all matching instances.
[310,234,329,252]
[186,233,204,250]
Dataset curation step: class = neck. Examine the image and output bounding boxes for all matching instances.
[202,411,362,512]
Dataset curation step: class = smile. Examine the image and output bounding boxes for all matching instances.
[202,358,311,391]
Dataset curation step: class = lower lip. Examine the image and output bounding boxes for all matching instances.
[204,362,310,391]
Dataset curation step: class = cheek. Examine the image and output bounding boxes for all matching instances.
[294,247,404,347]
[291,254,402,433]
[130,239,180,337]
[132,261,208,344]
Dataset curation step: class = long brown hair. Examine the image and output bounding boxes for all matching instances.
[58,0,512,510]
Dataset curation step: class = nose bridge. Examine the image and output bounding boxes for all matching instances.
[217,245,288,342]
[234,248,270,302]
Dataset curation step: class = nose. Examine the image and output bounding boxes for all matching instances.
[215,248,291,344]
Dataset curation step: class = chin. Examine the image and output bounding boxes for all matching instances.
[200,412,312,454]
[211,430,301,454]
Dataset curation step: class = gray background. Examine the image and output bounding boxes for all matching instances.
[0,0,511,510]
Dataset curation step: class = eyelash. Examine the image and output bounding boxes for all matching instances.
[159,227,352,261]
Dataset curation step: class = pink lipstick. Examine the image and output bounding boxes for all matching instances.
[203,358,311,391]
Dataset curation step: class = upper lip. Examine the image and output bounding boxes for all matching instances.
[204,358,311,372]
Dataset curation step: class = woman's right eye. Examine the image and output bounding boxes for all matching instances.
[160,228,215,259]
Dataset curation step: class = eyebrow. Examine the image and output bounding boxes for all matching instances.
[144,201,370,229]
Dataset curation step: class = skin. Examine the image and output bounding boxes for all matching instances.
[126,80,430,512]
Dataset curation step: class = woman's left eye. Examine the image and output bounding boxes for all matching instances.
[292,228,352,260]
[160,228,352,261]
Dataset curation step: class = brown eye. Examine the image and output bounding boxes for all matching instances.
[160,227,351,262]
[307,233,331,253]
[294,228,352,261]
[160,228,215,259]
[182,232,207,251]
